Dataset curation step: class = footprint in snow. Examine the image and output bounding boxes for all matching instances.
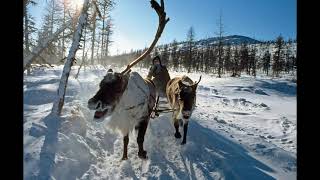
[259,135,266,139]
[267,135,275,139]
[255,144,267,149]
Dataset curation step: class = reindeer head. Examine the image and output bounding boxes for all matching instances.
[88,69,129,120]
[177,76,201,119]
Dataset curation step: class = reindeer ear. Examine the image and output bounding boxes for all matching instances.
[193,75,202,89]
[107,69,113,74]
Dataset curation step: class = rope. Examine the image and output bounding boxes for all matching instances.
[150,96,176,119]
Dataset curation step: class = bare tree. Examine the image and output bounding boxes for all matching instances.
[161,44,169,65]
[98,0,115,61]
[170,39,179,69]
[223,43,231,73]
[262,50,271,76]
[185,26,195,73]
[90,7,98,64]
[231,46,240,77]
[239,43,249,74]
[24,10,37,55]
[216,12,225,78]
[60,0,72,60]
[272,35,285,77]
[249,45,257,77]
[203,43,211,73]
[104,18,114,59]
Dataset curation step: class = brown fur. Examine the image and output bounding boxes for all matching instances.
[166,75,200,144]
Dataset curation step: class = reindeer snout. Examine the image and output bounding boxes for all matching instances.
[182,111,191,119]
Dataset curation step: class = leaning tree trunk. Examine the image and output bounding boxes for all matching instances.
[37,1,90,179]
[24,21,71,70]
[51,0,90,115]
[75,25,87,79]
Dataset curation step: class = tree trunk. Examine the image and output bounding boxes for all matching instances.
[50,0,54,36]
[82,26,87,63]
[100,6,106,61]
[51,0,90,115]
[24,9,30,54]
[105,30,110,57]
[23,0,28,17]
[96,31,101,64]
[62,3,66,59]
[91,10,97,64]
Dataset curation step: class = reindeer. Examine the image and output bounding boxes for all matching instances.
[166,75,201,144]
[87,0,169,160]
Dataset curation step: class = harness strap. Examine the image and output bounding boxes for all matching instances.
[150,96,160,118]
[150,96,177,119]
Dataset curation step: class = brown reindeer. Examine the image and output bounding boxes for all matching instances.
[87,0,169,160]
[166,75,201,144]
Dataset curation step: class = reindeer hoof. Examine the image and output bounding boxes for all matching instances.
[138,150,148,159]
[181,141,186,145]
[174,132,182,138]
[121,156,128,160]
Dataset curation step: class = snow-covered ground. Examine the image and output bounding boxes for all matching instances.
[24,65,296,180]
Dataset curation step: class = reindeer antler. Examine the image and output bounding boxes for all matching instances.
[194,75,202,86]
[120,0,170,75]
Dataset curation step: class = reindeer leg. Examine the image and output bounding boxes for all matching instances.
[137,118,149,159]
[173,111,181,138]
[181,122,189,145]
[122,134,129,160]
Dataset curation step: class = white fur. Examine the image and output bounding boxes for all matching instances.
[106,72,151,135]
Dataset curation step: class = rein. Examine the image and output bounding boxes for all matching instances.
[150,96,176,119]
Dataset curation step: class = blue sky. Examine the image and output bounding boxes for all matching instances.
[29,0,296,55]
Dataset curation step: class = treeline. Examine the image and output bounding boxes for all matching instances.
[116,33,296,78]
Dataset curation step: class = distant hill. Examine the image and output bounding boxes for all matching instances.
[196,35,262,45]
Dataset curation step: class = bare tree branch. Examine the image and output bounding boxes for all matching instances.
[24,20,72,70]
[92,0,102,18]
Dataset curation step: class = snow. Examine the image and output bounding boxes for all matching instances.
[24,65,296,179]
